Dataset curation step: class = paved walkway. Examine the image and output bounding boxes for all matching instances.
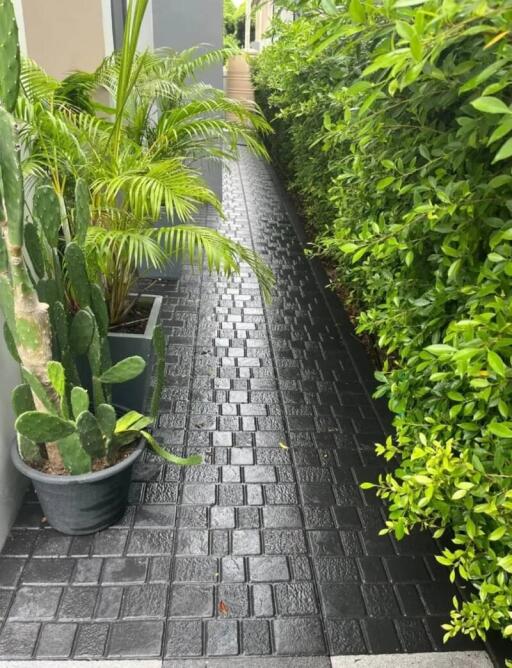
[0,150,491,664]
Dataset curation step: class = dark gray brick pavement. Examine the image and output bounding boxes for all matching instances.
[0,150,482,660]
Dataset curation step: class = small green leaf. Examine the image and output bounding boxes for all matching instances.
[76,410,105,460]
[97,404,116,439]
[71,387,89,419]
[16,411,76,442]
[488,422,512,438]
[58,432,91,475]
[425,344,456,355]
[498,555,512,573]
[493,136,512,163]
[471,96,511,115]
[489,526,506,541]
[394,0,425,6]
[340,242,359,253]
[47,361,65,399]
[376,176,395,190]
[487,350,507,377]
[142,430,202,466]
[321,0,337,14]
[69,309,94,356]
[99,356,146,384]
[349,0,365,22]
[115,410,152,433]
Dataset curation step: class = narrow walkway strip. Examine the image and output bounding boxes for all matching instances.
[0,151,491,663]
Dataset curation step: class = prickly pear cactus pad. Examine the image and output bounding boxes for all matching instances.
[0,0,20,113]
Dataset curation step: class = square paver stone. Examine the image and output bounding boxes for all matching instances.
[249,556,290,582]
[243,619,271,655]
[74,622,109,657]
[9,586,62,620]
[108,620,164,656]
[206,620,239,655]
[273,617,326,655]
[36,622,77,658]
[170,583,214,617]
[127,529,174,555]
[135,504,177,527]
[0,558,23,586]
[320,583,366,618]
[275,582,318,616]
[232,530,261,555]
[263,506,302,528]
[0,622,41,658]
[300,483,336,505]
[174,556,219,582]
[166,620,203,657]
[122,584,167,618]
[101,557,148,583]
[20,558,74,584]
[182,484,216,505]
[176,530,209,556]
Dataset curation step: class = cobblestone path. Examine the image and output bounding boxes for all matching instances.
[0,149,482,663]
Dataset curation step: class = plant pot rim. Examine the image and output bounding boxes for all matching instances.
[11,437,145,485]
[108,293,162,340]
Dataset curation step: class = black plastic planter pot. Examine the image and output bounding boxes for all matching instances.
[11,439,145,535]
[108,293,163,412]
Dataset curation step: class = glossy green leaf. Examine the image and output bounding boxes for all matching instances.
[471,96,511,114]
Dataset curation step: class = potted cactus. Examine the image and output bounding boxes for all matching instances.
[0,0,199,535]
[27,181,163,413]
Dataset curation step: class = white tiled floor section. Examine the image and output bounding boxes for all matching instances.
[331,651,492,667]
[0,651,494,668]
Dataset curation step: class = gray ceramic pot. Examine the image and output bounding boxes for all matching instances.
[11,439,145,535]
[108,293,163,412]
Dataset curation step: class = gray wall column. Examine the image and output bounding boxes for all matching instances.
[152,0,224,198]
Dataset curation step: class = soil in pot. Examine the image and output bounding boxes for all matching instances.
[109,299,152,334]
[31,444,137,476]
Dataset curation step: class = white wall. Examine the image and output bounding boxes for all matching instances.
[0,316,25,548]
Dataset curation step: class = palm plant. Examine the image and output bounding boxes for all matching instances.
[16,0,274,325]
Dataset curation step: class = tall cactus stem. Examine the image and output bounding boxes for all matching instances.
[0,106,63,469]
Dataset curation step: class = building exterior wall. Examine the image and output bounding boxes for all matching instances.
[152,0,224,198]
[21,0,112,79]
[152,0,223,88]
[255,0,274,47]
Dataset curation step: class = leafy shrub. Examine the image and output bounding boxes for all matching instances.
[254,0,512,646]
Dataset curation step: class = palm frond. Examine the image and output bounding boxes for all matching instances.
[91,157,221,222]
[87,225,167,272]
[153,224,275,301]
[20,58,62,104]
[155,95,271,161]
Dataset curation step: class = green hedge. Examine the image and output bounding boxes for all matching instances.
[254,0,512,646]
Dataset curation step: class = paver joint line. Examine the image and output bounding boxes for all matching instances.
[0,151,489,663]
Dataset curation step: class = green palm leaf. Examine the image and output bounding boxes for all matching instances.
[153,224,275,302]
